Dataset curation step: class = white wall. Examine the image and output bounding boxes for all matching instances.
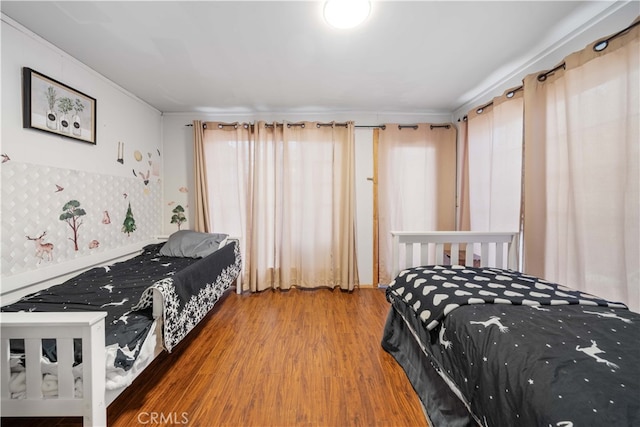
[1,15,163,299]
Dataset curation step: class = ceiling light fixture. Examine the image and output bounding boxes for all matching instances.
[323,0,371,29]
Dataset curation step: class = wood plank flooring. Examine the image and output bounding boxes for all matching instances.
[2,288,427,426]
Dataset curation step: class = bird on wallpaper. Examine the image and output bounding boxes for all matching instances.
[55,184,64,192]
[1,153,10,163]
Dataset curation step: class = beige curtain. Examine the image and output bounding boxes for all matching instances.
[202,122,253,285]
[457,118,470,231]
[466,88,524,233]
[523,19,639,310]
[378,123,457,285]
[203,121,358,292]
[192,120,211,232]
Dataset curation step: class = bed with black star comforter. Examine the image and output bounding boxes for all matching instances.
[382,265,640,427]
[1,240,241,391]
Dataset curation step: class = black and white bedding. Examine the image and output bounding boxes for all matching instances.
[133,239,241,351]
[383,265,640,427]
[1,238,241,393]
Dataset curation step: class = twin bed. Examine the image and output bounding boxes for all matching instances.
[1,230,241,426]
[382,231,639,426]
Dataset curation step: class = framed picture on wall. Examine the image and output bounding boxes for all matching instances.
[22,67,97,144]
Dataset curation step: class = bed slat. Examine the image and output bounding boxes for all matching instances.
[25,338,42,400]
[450,243,459,265]
[480,243,489,267]
[465,243,474,266]
[435,243,444,264]
[496,243,505,267]
[405,245,414,270]
[57,337,75,399]
[420,243,429,266]
[1,338,10,399]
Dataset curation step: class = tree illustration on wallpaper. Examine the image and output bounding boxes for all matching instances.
[59,200,86,251]
[171,205,187,230]
[122,202,137,236]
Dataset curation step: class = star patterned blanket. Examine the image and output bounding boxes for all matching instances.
[384,265,640,426]
[386,265,628,331]
[2,241,241,384]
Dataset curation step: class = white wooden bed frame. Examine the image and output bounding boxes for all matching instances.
[0,237,241,427]
[390,231,520,279]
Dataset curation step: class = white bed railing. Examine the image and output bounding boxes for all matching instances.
[1,311,107,426]
[390,231,519,278]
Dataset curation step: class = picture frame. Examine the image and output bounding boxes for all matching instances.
[22,67,97,144]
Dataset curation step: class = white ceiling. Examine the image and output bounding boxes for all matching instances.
[0,1,626,115]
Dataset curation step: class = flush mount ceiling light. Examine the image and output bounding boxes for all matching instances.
[323,0,371,29]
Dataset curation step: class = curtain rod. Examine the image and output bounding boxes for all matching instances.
[474,85,524,114]
[593,18,639,52]
[186,123,451,130]
[186,121,350,128]
[537,18,639,82]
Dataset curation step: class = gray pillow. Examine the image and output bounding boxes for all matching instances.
[159,230,228,258]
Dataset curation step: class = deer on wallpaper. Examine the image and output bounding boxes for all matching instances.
[26,231,54,264]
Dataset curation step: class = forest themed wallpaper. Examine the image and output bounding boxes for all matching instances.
[1,158,161,278]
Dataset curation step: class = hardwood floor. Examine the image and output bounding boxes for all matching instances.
[2,288,427,427]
